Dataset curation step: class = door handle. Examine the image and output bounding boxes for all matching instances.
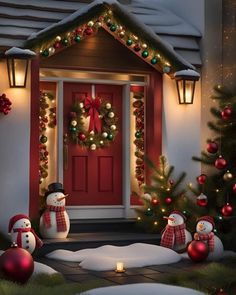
[63,133,68,170]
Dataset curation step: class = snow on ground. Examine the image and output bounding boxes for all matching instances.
[46,243,181,271]
[79,283,204,295]
[33,262,58,275]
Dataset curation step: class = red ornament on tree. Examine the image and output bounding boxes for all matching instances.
[165,197,172,204]
[215,156,227,170]
[196,193,208,207]
[151,198,159,206]
[233,183,236,194]
[221,203,233,216]
[197,174,207,185]
[206,141,218,154]
[216,289,227,295]
[0,244,34,284]
[221,106,232,120]
[187,240,209,262]
[78,132,86,141]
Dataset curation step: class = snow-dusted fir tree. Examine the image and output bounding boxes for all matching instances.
[189,85,236,248]
[136,155,194,233]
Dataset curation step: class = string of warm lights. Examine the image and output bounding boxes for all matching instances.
[39,9,172,74]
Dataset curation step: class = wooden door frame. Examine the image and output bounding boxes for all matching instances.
[40,74,147,219]
[29,67,162,219]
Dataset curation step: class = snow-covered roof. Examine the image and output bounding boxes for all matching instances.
[0,0,201,66]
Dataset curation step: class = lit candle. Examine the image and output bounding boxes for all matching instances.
[116,262,125,273]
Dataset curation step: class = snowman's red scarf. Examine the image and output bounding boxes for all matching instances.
[13,228,43,248]
[197,232,214,251]
[43,205,67,232]
[161,224,186,248]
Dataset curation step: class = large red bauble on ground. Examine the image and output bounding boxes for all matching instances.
[187,240,209,262]
[206,141,218,154]
[0,245,34,284]
[221,203,233,216]
[215,156,227,169]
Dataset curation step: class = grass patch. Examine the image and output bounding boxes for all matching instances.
[0,273,111,295]
[162,262,236,295]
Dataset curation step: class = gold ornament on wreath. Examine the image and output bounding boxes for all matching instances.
[69,96,118,150]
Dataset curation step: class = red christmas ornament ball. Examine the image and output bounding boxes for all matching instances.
[221,106,232,120]
[151,198,159,206]
[215,156,227,170]
[53,42,61,49]
[233,183,236,194]
[84,27,93,35]
[78,132,86,141]
[187,240,209,262]
[0,245,34,284]
[206,141,218,154]
[197,174,207,185]
[165,197,172,204]
[221,203,233,216]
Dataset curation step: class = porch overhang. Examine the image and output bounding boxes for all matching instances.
[25,0,197,77]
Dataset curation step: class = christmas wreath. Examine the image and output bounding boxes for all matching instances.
[69,96,118,150]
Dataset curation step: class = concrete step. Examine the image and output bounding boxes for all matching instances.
[69,218,140,233]
[36,232,161,256]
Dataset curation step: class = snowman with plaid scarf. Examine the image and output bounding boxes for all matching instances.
[40,183,70,239]
[194,216,224,260]
[160,210,192,252]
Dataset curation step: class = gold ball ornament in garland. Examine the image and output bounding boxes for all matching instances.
[69,96,118,149]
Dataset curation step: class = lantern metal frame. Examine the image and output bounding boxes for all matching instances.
[6,57,29,88]
[5,47,36,88]
[174,70,200,104]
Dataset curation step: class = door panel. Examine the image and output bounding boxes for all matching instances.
[63,82,123,206]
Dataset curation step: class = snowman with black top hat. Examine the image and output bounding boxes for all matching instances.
[40,182,70,239]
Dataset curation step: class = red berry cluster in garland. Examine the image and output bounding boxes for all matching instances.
[132,91,145,186]
[0,93,12,115]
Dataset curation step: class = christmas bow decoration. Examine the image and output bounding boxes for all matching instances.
[84,96,102,133]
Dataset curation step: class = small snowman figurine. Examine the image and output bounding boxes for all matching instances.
[8,214,43,254]
[161,210,192,252]
[194,216,224,261]
[40,182,70,239]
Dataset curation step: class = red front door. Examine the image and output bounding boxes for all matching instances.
[63,83,123,206]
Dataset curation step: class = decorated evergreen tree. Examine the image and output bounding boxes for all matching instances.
[136,155,194,233]
[189,85,236,248]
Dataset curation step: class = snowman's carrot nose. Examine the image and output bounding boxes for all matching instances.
[198,223,204,230]
[57,196,66,201]
[163,216,175,221]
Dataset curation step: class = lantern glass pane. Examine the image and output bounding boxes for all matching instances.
[7,59,14,86]
[13,59,28,87]
[185,80,195,104]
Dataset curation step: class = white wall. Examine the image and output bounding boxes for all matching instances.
[0,60,30,233]
[162,75,201,185]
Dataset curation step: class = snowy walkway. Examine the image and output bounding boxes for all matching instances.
[37,255,208,285]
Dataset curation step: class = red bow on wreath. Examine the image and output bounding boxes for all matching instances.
[84,96,102,133]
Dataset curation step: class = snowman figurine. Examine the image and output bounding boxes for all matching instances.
[8,214,43,254]
[161,210,192,252]
[40,182,70,239]
[194,216,224,261]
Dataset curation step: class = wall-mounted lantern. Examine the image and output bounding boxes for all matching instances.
[174,69,200,104]
[5,47,36,88]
